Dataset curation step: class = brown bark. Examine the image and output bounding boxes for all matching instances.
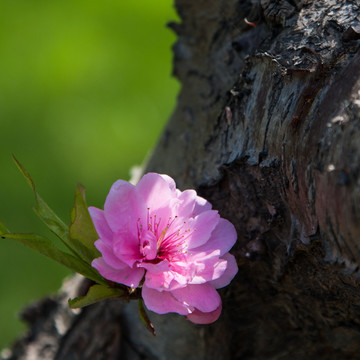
[4,1,360,359]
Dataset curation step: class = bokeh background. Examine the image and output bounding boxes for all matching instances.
[0,1,179,349]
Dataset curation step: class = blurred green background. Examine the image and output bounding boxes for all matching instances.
[0,0,179,349]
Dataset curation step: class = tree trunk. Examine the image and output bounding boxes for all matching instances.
[4,1,360,359]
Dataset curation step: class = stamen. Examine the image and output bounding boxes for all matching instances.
[138,211,194,261]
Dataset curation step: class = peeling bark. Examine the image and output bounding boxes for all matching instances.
[4,1,360,359]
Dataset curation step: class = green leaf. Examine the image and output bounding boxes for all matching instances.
[138,298,156,336]
[12,155,81,258]
[2,232,108,286]
[69,184,100,263]
[0,221,8,235]
[68,284,125,309]
[11,154,36,191]
[12,156,101,264]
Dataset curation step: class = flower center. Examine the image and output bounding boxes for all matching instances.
[137,209,193,262]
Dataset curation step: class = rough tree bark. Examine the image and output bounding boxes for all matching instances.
[3,1,360,359]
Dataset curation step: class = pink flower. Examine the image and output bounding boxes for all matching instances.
[89,173,238,324]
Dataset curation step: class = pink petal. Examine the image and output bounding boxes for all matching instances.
[193,195,212,216]
[144,267,188,291]
[155,258,194,289]
[186,304,222,324]
[171,283,221,313]
[189,218,237,256]
[177,190,197,217]
[189,255,228,284]
[210,253,238,289]
[113,233,142,268]
[144,270,175,290]
[158,174,176,191]
[88,207,113,243]
[142,284,190,315]
[92,257,144,288]
[171,271,193,289]
[104,180,146,235]
[94,240,127,270]
[139,259,170,274]
[136,173,176,212]
[139,230,157,260]
[186,210,220,249]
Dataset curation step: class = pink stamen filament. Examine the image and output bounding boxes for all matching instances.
[138,210,194,260]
